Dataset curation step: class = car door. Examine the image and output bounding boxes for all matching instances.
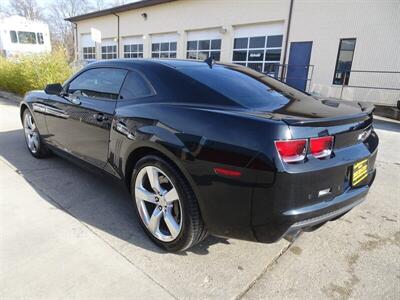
[45,67,127,168]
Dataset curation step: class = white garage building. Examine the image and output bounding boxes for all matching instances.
[66,0,400,107]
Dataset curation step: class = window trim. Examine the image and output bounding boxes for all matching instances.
[332,38,357,86]
[65,67,128,102]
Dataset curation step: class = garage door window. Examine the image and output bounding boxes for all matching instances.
[101,45,117,59]
[83,47,96,60]
[124,44,143,58]
[152,42,177,58]
[187,39,221,61]
[233,35,283,73]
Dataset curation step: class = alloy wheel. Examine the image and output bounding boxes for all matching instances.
[134,166,183,242]
[24,113,39,154]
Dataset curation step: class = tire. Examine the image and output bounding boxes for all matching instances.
[22,109,51,158]
[131,155,207,252]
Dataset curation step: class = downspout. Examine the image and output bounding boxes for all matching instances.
[72,22,78,61]
[113,13,120,58]
[281,0,294,80]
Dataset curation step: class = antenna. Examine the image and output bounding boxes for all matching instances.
[204,56,214,68]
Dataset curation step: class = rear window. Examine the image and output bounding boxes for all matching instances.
[178,65,290,109]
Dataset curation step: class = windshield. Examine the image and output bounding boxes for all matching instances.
[178,65,296,109]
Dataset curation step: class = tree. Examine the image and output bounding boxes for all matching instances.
[46,0,92,60]
[3,0,43,20]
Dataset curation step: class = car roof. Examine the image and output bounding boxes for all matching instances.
[85,59,230,70]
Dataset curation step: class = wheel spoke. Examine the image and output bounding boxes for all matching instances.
[135,187,157,204]
[148,207,163,234]
[146,166,161,194]
[28,137,35,150]
[164,188,179,204]
[163,210,180,238]
[32,135,39,149]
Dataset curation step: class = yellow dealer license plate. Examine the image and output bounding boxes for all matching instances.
[352,159,368,186]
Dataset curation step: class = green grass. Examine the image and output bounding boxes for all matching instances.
[0,49,73,96]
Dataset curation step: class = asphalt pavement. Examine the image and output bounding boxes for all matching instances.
[0,96,399,299]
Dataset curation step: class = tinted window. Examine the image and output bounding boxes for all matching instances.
[179,66,290,109]
[68,68,127,100]
[187,41,197,50]
[249,36,265,48]
[267,35,283,47]
[199,40,210,50]
[211,39,221,50]
[265,49,281,61]
[18,31,36,44]
[37,32,44,44]
[10,31,18,43]
[333,38,356,85]
[234,38,248,49]
[119,71,155,100]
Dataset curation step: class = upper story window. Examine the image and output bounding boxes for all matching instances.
[101,45,117,59]
[232,35,283,73]
[124,44,143,58]
[151,42,177,58]
[10,31,18,43]
[187,39,221,61]
[37,32,44,44]
[83,47,96,60]
[68,68,127,101]
[333,38,356,85]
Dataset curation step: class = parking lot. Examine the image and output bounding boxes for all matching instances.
[0,96,399,299]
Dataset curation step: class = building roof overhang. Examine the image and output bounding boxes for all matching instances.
[65,0,176,22]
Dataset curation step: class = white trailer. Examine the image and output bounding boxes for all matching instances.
[0,15,51,57]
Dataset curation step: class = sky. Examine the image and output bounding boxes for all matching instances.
[2,0,141,13]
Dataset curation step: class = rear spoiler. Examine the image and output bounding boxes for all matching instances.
[283,104,374,127]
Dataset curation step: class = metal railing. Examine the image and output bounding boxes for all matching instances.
[339,70,400,100]
[263,64,315,92]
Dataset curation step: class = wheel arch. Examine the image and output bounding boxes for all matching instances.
[123,145,201,205]
[20,103,30,122]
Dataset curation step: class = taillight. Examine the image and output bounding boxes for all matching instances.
[275,139,307,163]
[310,136,334,158]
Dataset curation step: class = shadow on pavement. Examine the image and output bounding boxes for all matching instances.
[0,128,228,255]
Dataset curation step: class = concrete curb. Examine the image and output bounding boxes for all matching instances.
[0,90,23,104]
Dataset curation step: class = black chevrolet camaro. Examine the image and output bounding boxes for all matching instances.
[20,59,378,251]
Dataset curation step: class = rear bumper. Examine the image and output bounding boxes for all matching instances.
[252,170,374,242]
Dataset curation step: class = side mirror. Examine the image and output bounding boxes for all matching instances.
[45,83,63,95]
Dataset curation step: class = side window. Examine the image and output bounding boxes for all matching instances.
[119,71,155,100]
[333,38,356,85]
[37,33,44,44]
[68,68,127,101]
[10,31,18,43]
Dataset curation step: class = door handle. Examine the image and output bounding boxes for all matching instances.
[94,113,108,122]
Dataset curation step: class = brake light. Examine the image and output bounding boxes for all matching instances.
[310,136,334,158]
[275,139,307,163]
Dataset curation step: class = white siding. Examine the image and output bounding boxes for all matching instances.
[288,0,400,105]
